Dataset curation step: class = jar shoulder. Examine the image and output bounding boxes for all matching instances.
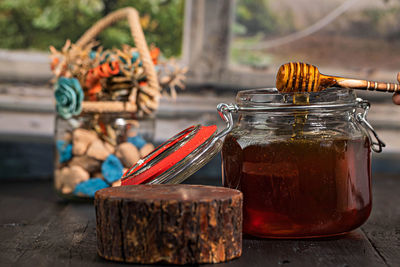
[225,120,366,147]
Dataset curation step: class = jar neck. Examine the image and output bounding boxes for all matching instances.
[237,108,354,132]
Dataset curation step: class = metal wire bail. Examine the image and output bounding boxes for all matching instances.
[216,103,237,139]
[356,98,386,153]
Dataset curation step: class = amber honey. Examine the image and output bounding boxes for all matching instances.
[222,134,371,238]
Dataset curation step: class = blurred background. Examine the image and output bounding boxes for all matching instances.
[0,0,399,183]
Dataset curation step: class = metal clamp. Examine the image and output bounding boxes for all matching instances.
[216,103,237,139]
[356,98,386,153]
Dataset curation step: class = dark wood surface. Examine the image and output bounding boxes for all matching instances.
[0,175,399,267]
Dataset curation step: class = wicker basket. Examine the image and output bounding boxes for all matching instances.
[74,7,160,114]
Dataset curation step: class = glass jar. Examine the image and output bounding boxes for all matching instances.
[221,88,383,238]
[54,112,155,200]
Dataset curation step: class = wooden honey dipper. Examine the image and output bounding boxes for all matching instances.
[276,62,400,93]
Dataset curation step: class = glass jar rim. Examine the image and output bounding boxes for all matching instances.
[236,88,358,110]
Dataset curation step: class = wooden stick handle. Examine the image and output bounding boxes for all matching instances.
[331,76,400,93]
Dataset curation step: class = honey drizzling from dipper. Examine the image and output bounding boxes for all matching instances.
[276,62,400,93]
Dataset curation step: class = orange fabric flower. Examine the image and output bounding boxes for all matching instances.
[85,61,120,100]
[150,47,160,65]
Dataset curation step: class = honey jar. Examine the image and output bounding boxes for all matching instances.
[221,88,384,238]
[120,87,384,239]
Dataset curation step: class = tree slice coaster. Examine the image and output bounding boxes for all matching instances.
[95,184,243,264]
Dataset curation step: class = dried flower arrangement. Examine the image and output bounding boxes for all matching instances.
[50,40,187,119]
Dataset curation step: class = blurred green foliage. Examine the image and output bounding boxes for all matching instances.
[232,0,292,68]
[234,0,294,37]
[235,0,278,36]
[232,0,400,67]
[0,0,184,57]
[234,0,400,40]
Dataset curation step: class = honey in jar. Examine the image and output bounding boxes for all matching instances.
[223,135,371,238]
[221,88,375,238]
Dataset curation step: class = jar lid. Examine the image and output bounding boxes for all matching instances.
[121,104,233,185]
[236,87,359,111]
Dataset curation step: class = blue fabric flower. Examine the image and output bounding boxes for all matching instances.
[56,140,73,163]
[89,51,97,59]
[55,77,84,119]
[73,178,109,197]
[131,51,139,63]
[102,154,124,183]
[128,135,146,149]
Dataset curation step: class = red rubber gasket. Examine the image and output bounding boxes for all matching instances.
[121,125,217,185]
[121,125,196,179]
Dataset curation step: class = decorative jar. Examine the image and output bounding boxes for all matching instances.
[54,112,155,200]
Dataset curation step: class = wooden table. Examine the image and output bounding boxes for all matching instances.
[0,175,399,267]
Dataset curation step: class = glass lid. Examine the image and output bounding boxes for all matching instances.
[121,104,233,185]
[236,87,358,110]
